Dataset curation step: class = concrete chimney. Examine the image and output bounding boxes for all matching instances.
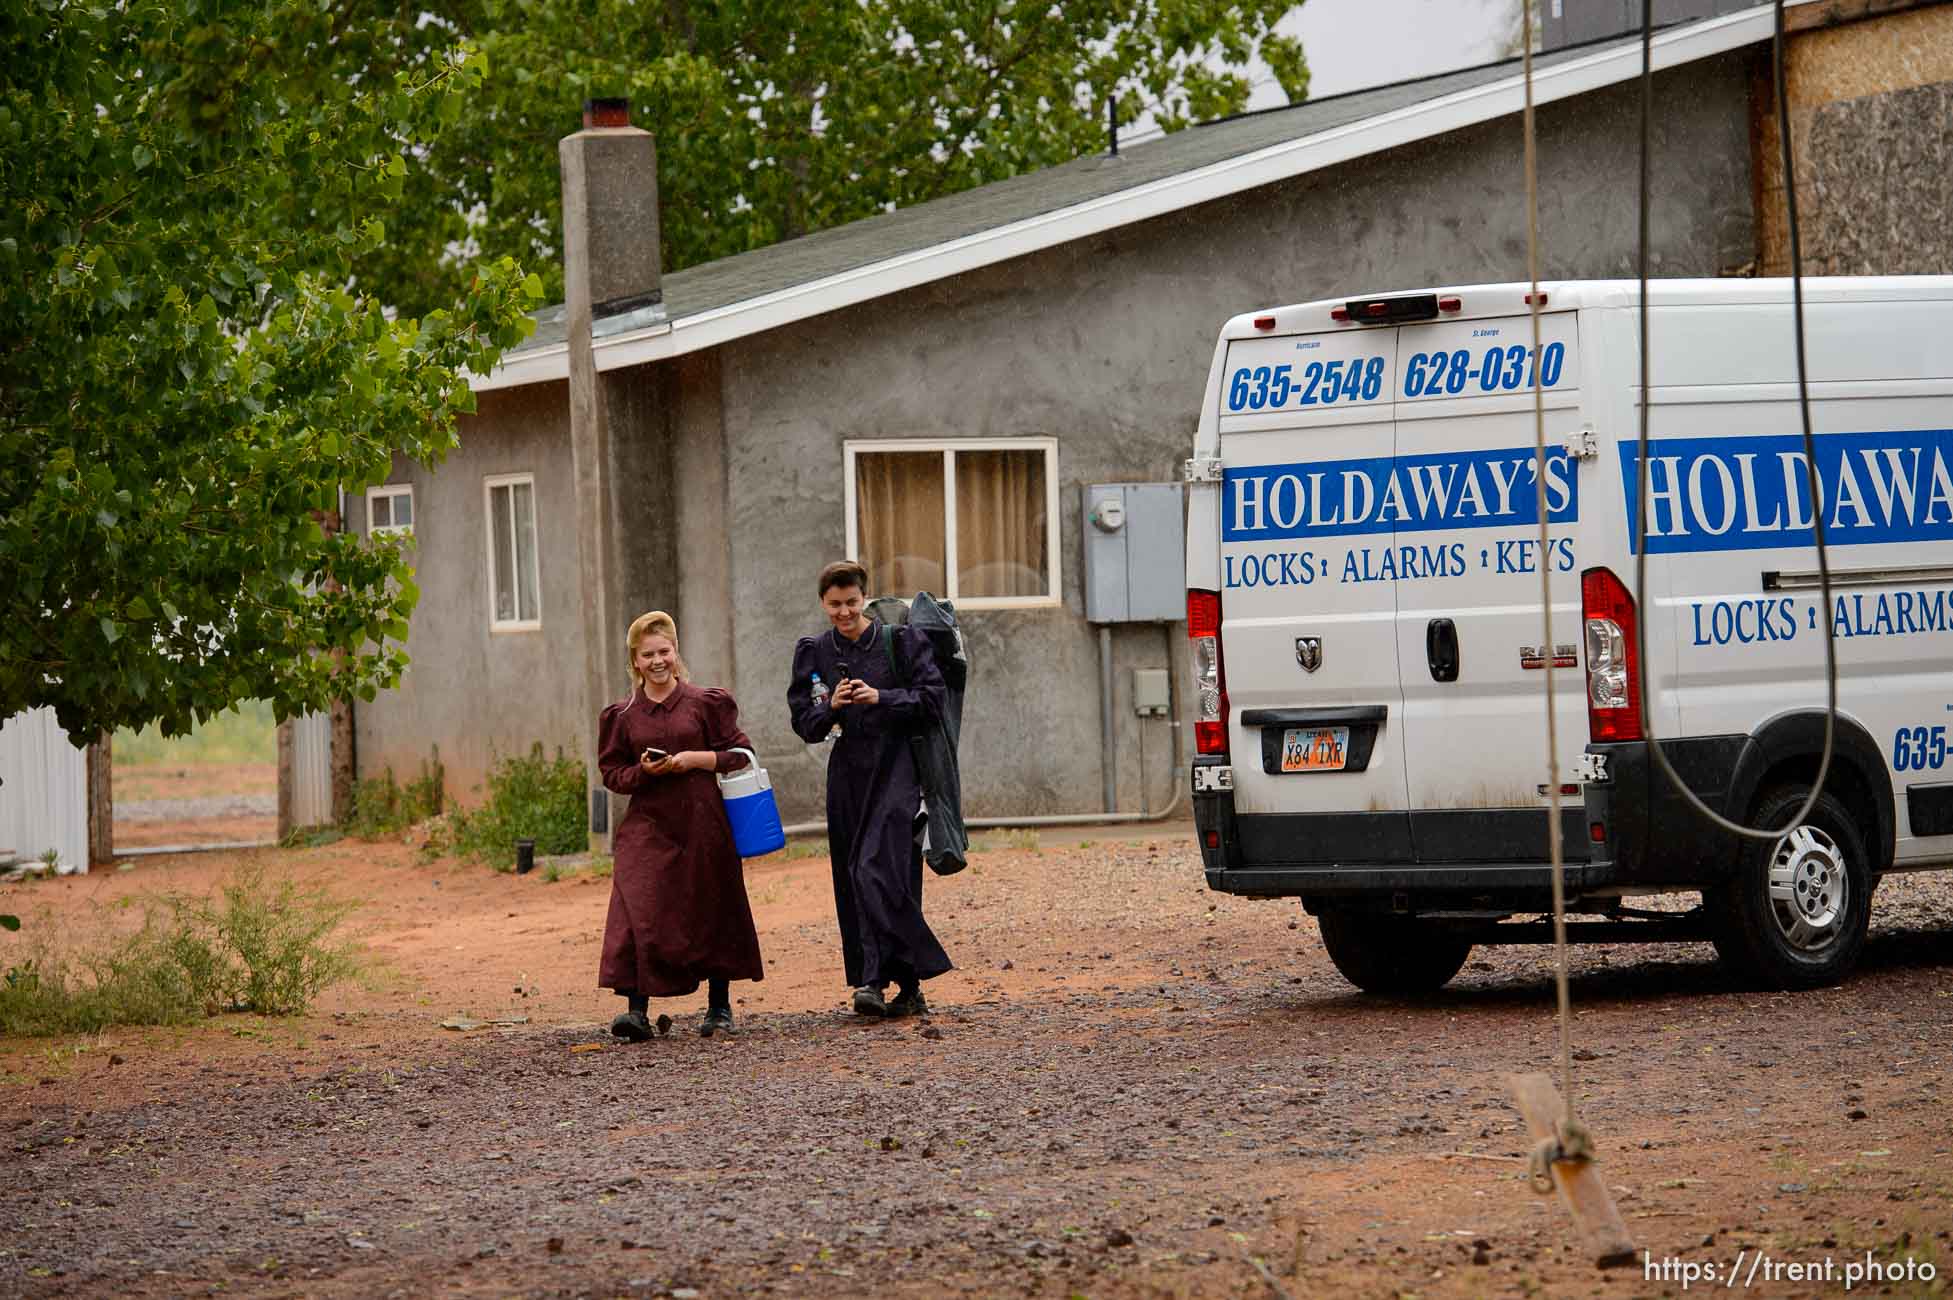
[561,98,662,319]
[560,99,661,852]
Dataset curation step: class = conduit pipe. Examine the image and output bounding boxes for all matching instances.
[1099,625,1117,814]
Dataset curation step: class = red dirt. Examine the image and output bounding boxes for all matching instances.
[3,833,1950,1297]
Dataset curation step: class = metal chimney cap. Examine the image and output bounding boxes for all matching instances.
[583,98,631,129]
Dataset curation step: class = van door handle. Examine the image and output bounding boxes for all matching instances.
[1427,618,1459,683]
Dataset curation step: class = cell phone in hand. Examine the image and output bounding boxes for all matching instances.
[642,747,669,763]
[836,661,850,682]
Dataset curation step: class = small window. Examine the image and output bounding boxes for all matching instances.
[367,484,414,536]
[845,439,1059,608]
[483,473,541,630]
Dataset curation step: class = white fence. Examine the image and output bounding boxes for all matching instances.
[0,708,90,871]
[289,711,333,828]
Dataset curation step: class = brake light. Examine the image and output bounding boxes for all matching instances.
[1338,293,1440,324]
[1581,567,1642,742]
[1187,589,1229,757]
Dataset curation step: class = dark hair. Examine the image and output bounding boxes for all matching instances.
[817,560,869,597]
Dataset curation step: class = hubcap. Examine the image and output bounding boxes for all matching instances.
[1766,824,1848,953]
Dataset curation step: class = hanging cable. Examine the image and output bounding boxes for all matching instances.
[1629,0,1838,841]
[1519,0,1576,1130]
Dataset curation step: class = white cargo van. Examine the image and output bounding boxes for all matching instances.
[1184,278,1953,992]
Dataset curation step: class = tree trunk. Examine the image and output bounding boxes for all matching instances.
[86,732,114,869]
[276,718,295,842]
[330,698,355,826]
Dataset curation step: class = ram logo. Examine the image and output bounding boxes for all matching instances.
[1295,636,1323,673]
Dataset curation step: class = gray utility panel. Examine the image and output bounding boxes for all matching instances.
[1082,483,1185,623]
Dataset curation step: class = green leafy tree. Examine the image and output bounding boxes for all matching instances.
[363,0,1312,318]
[0,0,541,742]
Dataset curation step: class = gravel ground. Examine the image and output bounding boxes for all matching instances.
[3,839,1950,1299]
[111,794,277,824]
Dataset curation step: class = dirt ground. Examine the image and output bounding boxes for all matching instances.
[2,828,1950,1299]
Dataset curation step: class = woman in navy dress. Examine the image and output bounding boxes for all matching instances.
[598,610,763,1040]
[787,561,952,1018]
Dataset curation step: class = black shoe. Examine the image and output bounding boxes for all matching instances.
[655,1013,673,1037]
[700,1006,735,1037]
[852,984,888,1017]
[887,987,928,1019]
[610,1010,652,1042]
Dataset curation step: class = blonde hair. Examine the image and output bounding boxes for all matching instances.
[626,610,690,690]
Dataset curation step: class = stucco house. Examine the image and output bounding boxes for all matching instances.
[319,0,1953,843]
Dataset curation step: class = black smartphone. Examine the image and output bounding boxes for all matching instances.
[641,747,669,763]
[835,661,851,683]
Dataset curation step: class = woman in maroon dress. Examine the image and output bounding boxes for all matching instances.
[597,610,764,1040]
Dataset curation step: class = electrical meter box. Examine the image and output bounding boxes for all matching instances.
[1082,483,1185,623]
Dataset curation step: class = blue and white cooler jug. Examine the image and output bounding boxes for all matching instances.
[718,748,786,858]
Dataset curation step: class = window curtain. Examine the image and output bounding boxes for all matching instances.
[490,484,517,622]
[956,449,1047,597]
[855,451,945,595]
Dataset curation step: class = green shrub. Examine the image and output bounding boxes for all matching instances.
[0,866,360,1035]
[449,743,587,869]
[346,749,446,839]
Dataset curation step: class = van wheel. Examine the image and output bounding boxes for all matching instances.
[1316,910,1472,994]
[1708,785,1871,989]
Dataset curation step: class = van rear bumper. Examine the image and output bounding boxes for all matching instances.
[1192,758,1601,904]
[1581,735,1752,884]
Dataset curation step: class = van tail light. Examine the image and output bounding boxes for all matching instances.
[1581,567,1642,742]
[1187,588,1229,757]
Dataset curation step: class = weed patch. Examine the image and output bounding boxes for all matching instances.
[781,837,830,862]
[971,828,1040,854]
[0,866,361,1035]
[448,744,587,869]
[347,750,446,839]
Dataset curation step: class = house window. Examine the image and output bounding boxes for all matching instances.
[844,439,1059,608]
[367,484,414,536]
[483,473,541,629]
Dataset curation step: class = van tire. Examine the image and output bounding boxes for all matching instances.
[1708,784,1871,990]
[1316,910,1473,994]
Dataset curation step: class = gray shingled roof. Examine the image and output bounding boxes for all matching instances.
[515,29,1690,358]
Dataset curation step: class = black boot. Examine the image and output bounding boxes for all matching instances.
[701,979,735,1037]
[887,984,928,1018]
[851,984,888,1017]
[611,992,653,1042]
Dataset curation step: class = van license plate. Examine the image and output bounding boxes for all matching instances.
[1280,726,1349,773]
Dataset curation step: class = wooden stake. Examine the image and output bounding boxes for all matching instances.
[1507,1072,1637,1269]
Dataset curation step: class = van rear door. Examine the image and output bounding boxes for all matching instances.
[1389,312,1591,862]
[1217,328,1410,861]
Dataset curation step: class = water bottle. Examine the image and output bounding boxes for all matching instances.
[810,673,840,740]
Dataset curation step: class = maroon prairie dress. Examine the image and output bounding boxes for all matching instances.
[596,682,764,997]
